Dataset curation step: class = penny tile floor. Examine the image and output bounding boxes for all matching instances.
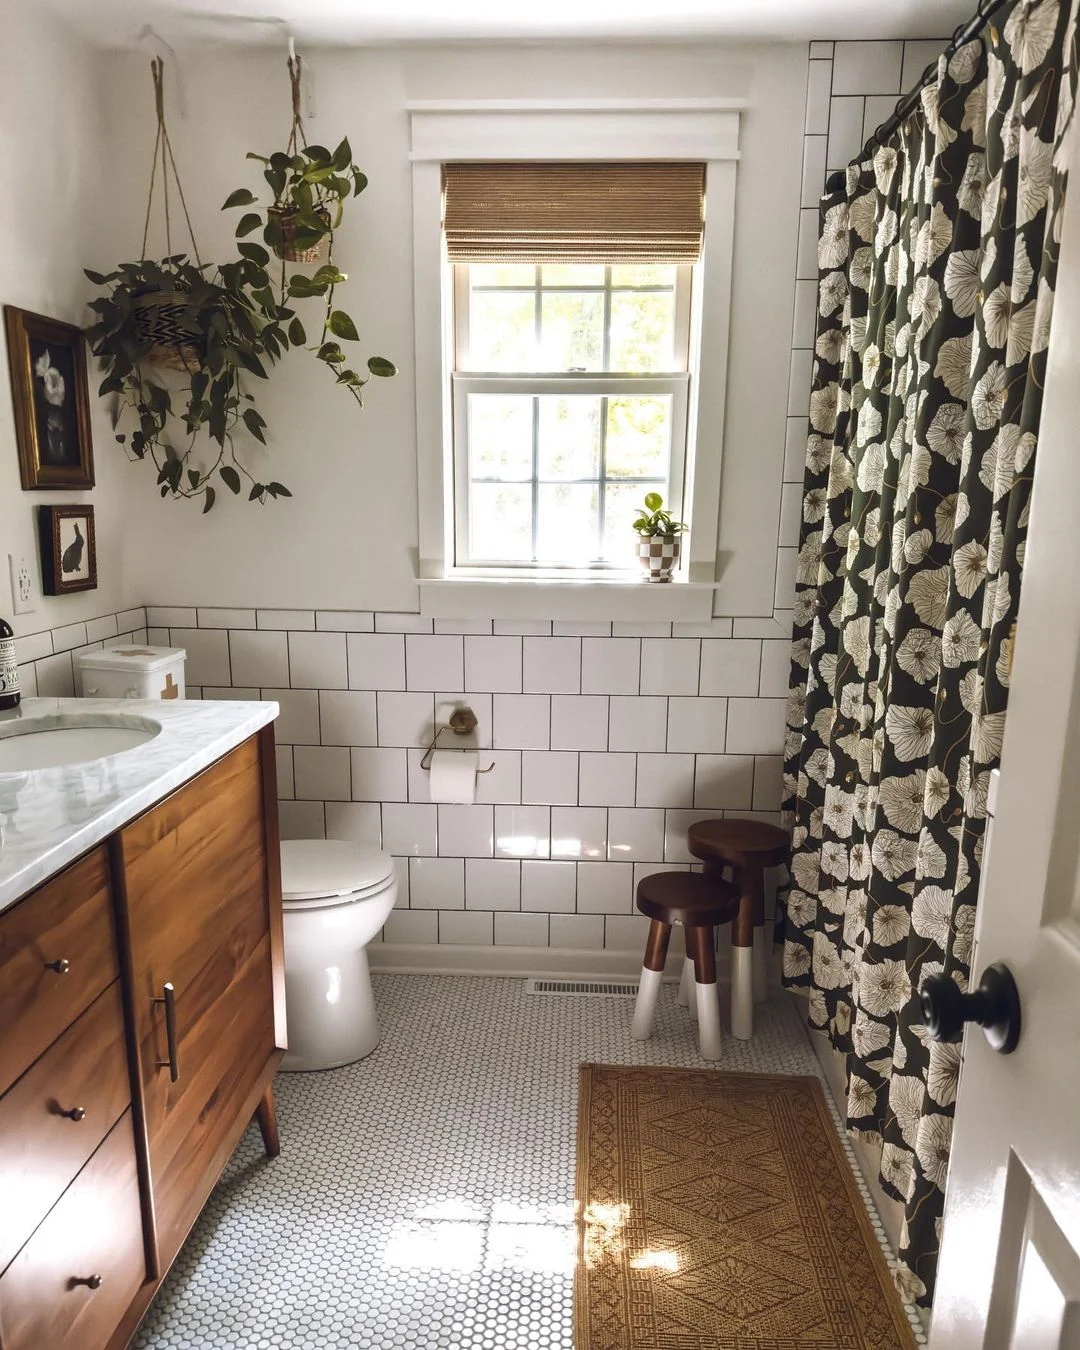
[132,975,926,1348]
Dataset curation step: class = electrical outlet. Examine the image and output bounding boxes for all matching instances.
[8,553,36,615]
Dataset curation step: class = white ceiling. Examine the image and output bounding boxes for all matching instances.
[41,0,971,48]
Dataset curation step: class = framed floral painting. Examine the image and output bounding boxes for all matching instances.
[4,306,95,489]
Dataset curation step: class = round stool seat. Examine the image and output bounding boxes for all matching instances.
[635,871,740,928]
[687,818,789,869]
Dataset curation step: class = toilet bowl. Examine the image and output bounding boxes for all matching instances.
[279,839,398,1071]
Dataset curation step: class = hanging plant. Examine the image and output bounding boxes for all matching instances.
[221,52,396,406]
[84,57,393,513]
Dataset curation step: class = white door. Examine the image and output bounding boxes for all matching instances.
[929,121,1080,1345]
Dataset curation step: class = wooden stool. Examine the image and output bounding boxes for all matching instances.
[631,871,740,1061]
[687,818,789,1041]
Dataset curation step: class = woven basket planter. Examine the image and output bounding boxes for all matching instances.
[269,206,331,264]
[637,532,682,583]
[132,290,201,372]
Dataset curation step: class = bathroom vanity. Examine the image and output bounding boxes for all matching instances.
[0,698,284,1350]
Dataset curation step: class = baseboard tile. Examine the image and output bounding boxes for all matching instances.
[369,941,742,983]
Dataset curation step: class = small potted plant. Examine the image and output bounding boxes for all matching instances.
[633,492,687,583]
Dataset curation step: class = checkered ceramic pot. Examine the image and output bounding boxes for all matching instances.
[637,532,682,582]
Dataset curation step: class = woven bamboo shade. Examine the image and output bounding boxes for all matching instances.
[443,162,706,264]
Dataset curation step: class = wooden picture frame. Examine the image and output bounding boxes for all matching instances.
[39,504,97,595]
[4,306,95,490]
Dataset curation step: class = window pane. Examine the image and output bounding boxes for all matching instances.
[602,480,667,565]
[609,291,676,371]
[542,264,605,286]
[469,292,536,370]
[468,395,533,481]
[610,264,677,288]
[470,483,533,561]
[536,484,599,563]
[469,264,535,287]
[539,292,604,371]
[605,396,672,478]
[537,396,601,480]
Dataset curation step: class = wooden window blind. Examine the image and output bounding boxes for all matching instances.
[443,162,706,264]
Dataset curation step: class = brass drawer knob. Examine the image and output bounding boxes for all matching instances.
[44,958,71,974]
[58,1105,87,1122]
[70,1274,103,1290]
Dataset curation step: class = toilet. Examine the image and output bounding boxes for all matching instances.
[279,839,398,1071]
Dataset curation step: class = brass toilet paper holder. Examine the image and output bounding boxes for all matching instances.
[420,707,495,773]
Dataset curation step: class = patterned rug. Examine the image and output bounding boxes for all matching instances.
[574,1065,917,1350]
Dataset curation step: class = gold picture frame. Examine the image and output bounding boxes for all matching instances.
[4,306,95,490]
[38,504,98,595]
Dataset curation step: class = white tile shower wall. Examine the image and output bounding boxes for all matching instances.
[146,608,787,951]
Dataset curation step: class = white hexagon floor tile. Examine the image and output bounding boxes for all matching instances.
[131,975,927,1348]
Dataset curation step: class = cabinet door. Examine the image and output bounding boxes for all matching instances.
[117,734,283,1266]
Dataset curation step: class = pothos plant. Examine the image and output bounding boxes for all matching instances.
[221,135,395,406]
[83,57,394,513]
[85,252,294,511]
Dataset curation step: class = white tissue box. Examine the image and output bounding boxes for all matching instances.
[76,644,187,701]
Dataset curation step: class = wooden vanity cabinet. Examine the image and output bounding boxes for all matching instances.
[115,733,284,1274]
[0,724,285,1350]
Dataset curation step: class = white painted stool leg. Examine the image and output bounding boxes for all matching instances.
[730,943,754,1041]
[631,966,664,1040]
[752,925,769,1003]
[677,955,693,1008]
[694,980,722,1060]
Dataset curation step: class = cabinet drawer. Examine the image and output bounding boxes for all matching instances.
[0,1109,146,1350]
[0,849,117,1097]
[0,981,131,1274]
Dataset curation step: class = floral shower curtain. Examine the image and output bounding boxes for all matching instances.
[782,0,1078,1306]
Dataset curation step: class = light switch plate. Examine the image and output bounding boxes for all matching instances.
[8,553,36,615]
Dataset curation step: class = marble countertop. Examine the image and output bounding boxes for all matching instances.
[0,697,278,914]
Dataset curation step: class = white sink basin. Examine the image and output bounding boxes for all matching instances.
[0,713,163,773]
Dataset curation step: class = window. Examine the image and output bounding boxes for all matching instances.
[407,100,742,620]
[444,161,704,574]
[452,261,692,569]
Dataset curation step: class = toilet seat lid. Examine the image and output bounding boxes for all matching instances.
[280,840,395,901]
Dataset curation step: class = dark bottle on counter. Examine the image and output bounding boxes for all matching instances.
[0,617,20,711]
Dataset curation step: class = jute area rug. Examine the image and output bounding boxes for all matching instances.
[575,1065,917,1350]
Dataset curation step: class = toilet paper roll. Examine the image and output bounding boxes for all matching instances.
[428,748,479,804]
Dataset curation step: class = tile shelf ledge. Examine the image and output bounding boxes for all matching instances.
[418,572,719,622]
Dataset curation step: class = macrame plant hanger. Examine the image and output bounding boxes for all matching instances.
[137,58,203,370]
[271,50,332,265]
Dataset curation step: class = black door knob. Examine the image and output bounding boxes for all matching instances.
[920,962,1021,1055]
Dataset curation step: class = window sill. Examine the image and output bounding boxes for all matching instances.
[417,571,718,621]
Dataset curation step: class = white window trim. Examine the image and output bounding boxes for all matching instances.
[408,98,743,620]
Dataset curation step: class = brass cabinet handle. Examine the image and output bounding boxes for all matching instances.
[153,981,179,1083]
[70,1274,103,1290]
[44,958,70,974]
[58,1105,87,1121]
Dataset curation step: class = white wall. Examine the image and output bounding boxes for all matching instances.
[95,40,807,616]
[0,6,133,644]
